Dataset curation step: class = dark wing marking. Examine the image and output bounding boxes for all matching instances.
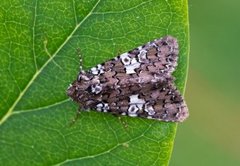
[89,83,188,122]
[87,36,179,90]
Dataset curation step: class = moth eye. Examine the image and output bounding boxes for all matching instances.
[162,41,168,46]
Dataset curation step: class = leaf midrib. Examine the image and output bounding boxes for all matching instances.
[0,0,101,125]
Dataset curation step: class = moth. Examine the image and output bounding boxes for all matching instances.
[67,36,189,122]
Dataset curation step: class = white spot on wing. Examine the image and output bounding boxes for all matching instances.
[144,103,155,115]
[130,94,145,104]
[91,84,102,94]
[138,50,147,62]
[121,112,126,115]
[96,103,103,111]
[131,58,137,64]
[120,53,141,74]
[91,67,98,75]
[147,116,153,119]
[97,64,105,74]
[97,64,102,68]
[90,65,105,75]
[125,58,141,74]
[99,69,104,74]
[129,94,145,110]
[128,105,138,117]
[121,57,131,66]
[120,53,130,63]
[96,103,109,112]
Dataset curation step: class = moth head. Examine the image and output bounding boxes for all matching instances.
[74,72,94,89]
[67,73,90,98]
[67,71,102,100]
[77,71,92,81]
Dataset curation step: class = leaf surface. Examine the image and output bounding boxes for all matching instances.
[0,0,189,165]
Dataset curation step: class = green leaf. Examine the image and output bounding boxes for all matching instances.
[0,0,189,165]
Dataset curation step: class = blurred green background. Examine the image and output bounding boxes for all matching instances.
[171,0,240,165]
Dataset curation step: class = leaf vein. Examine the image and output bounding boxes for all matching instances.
[93,0,153,15]
[13,98,70,114]
[52,123,154,166]
[32,0,38,70]
[0,0,101,125]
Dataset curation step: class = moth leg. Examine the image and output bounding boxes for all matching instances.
[68,106,82,127]
[76,106,82,120]
[118,116,128,128]
[107,112,128,128]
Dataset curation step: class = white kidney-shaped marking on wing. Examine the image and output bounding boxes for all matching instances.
[144,103,155,115]
[120,53,141,74]
[138,50,147,62]
[128,105,138,117]
[129,94,145,104]
[129,94,145,109]
[125,58,141,74]
[120,53,131,65]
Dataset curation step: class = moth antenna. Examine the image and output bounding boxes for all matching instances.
[76,48,83,73]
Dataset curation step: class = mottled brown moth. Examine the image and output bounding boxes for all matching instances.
[67,36,189,122]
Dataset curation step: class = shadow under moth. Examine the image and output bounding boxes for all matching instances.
[67,36,189,122]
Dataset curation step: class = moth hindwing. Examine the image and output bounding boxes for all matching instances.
[67,36,189,122]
